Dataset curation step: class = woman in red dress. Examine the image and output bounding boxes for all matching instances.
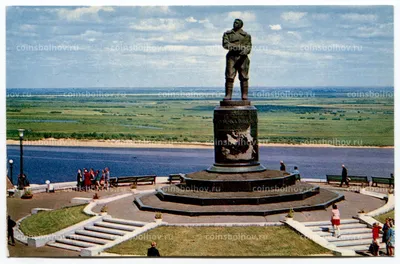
[83,169,91,191]
[372,222,382,256]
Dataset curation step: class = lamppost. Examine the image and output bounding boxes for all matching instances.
[8,159,14,185]
[18,129,25,178]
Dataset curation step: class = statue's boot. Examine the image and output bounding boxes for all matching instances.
[224,79,234,100]
[241,80,249,100]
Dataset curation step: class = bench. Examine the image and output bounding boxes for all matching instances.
[109,177,118,187]
[168,174,184,184]
[372,177,394,188]
[326,175,369,187]
[116,175,156,186]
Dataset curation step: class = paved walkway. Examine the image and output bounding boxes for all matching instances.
[6,182,388,257]
[92,186,385,223]
[7,187,130,257]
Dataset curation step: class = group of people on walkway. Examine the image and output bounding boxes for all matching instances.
[331,204,395,256]
[76,167,110,191]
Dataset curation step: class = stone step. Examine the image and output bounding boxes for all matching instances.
[355,248,388,256]
[345,243,386,252]
[66,234,110,245]
[47,242,83,252]
[334,238,374,247]
[316,228,372,237]
[326,233,381,242]
[75,230,118,241]
[95,221,137,232]
[56,238,98,248]
[304,219,359,227]
[103,217,146,227]
[310,223,367,232]
[84,226,127,236]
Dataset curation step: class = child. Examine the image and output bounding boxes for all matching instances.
[331,204,341,237]
[372,222,382,256]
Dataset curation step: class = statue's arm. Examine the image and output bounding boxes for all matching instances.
[240,35,252,55]
[222,33,237,51]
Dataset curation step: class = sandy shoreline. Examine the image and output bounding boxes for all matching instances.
[6,139,394,149]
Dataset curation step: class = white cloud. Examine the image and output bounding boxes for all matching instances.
[138,6,171,15]
[197,19,215,29]
[80,30,103,41]
[340,13,378,22]
[130,18,184,31]
[80,30,103,38]
[184,17,214,29]
[269,24,282,31]
[57,6,114,21]
[311,13,330,20]
[185,17,197,23]
[260,34,281,45]
[356,23,393,38]
[227,11,256,22]
[19,24,36,31]
[337,24,353,29]
[173,32,190,41]
[287,31,302,39]
[281,12,307,22]
[262,48,334,61]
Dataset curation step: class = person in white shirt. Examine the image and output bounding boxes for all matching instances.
[331,204,341,237]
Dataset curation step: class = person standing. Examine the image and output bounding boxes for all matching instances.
[340,164,349,187]
[89,168,95,183]
[76,169,83,191]
[7,215,16,246]
[280,161,286,172]
[372,222,382,256]
[331,204,341,237]
[95,170,102,191]
[83,169,91,191]
[105,167,110,190]
[147,241,160,257]
[386,219,395,256]
[17,174,30,190]
[382,218,391,255]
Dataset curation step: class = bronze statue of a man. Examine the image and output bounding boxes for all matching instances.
[222,19,252,101]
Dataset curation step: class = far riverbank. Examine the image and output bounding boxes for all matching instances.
[6,138,393,149]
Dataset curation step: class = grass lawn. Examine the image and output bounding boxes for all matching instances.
[19,205,92,236]
[106,226,331,256]
[374,210,395,224]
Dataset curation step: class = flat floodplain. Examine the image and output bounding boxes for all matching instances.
[6,87,394,146]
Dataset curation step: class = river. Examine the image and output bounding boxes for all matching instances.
[6,145,394,184]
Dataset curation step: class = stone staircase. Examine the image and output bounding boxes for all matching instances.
[304,219,386,255]
[47,217,148,252]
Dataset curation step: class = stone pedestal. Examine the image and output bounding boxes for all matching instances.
[207,100,266,173]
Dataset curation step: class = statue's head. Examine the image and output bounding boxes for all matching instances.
[233,19,243,30]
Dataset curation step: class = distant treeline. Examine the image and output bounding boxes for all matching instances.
[6,131,192,142]
[190,105,325,113]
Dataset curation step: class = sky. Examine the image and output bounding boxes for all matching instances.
[6,5,394,88]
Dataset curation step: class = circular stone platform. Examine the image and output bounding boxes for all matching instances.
[183,170,294,192]
[157,181,320,205]
[134,169,344,215]
[134,188,344,216]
